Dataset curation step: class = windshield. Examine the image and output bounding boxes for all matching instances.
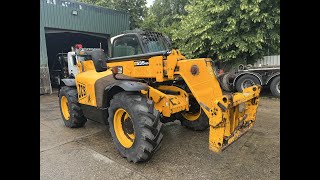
[141,32,171,53]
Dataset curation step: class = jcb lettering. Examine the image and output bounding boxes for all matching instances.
[78,83,87,100]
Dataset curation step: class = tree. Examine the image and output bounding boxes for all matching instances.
[112,0,147,29]
[141,0,189,37]
[172,0,280,64]
[78,0,112,7]
[78,0,147,29]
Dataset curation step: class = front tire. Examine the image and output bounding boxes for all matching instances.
[108,92,163,163]
[59,86,87,128]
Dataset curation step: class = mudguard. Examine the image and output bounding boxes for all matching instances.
[106,81,148,92]
[95,74,148,107]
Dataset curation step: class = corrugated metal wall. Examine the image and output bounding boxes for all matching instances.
[40,0,129,36]
[40,0,129,94]
[253,55,280,67]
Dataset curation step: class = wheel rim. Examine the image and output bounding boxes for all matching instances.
[276,81,280,93]
[61,96,70,120]
[114,108,135,148]
[181,95,201,121]
[241,79,255,90]
[181,109,201,121]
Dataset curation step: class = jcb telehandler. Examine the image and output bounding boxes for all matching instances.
[58,30,261,163]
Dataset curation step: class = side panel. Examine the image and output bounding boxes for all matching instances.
[107,56,165,82]
[75,70,113,107]
[75,68,148,108]
[107,50,185,82]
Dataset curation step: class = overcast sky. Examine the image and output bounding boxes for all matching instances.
[146,0,154,7]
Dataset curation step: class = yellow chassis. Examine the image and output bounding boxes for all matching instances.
[76,50,261,153]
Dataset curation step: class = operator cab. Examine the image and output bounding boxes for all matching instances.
[110,30,171,58]
[66,30,172,76]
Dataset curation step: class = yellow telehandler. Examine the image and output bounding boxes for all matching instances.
[58,30,261,163]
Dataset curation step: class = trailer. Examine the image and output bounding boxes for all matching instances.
[232,65,280,97]
[228,64,280,97]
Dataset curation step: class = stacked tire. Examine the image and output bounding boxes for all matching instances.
[218,73,236,92]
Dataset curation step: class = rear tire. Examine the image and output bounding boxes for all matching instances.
[59,86,87,128]
[270,76,280,98]
[176,111,209,131]
[160,114,177,123]
[175,95,209,131]
[235,74,261,92]
[108,92,163,163]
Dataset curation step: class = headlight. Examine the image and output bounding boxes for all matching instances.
[112,66,123,74]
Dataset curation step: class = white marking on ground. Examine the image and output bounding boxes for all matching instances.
[92,151,114,164]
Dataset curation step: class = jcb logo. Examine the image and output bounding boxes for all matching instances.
[78,83,87,100]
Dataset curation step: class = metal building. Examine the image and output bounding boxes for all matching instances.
[40,0,129,94]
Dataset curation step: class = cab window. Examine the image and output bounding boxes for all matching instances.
[112,35,143,57]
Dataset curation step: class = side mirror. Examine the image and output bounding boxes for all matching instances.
[97,50,108,69]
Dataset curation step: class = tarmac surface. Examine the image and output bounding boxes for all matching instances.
[40,92,280,180]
